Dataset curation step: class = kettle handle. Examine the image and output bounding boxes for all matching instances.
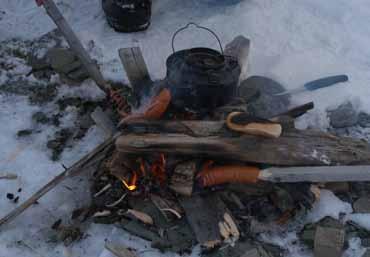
[171,22,224,54]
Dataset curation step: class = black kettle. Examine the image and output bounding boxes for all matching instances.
[166,23,241,113]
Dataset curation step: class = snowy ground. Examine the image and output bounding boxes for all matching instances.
[1,0,370,256]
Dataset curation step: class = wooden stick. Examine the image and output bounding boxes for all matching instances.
[0,136,116,228]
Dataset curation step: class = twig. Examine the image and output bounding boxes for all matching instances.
[0,173,18,180]
[106,193,127,208]
[0,135,116,228]
[94,183,112,197]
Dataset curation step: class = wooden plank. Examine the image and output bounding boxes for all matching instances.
[116,130,370,166]
[119,47,152,98]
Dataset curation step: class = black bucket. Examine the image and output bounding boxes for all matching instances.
[166,23,241,112]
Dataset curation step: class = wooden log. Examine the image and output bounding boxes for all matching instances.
[116,130,370,166]
[122,102,315,136]
[169,161,197,196]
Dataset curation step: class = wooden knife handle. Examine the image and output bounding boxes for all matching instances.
[226,112,282,138]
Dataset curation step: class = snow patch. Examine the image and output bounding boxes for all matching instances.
[305,190,353,223]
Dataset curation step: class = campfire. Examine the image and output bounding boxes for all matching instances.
[85,34,360,255]
[2,10,370,256]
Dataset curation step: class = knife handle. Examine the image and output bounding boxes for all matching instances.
[304,75,348,91]
[197,165,261,187]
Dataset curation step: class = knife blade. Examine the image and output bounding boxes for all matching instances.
[260,165,370,183]
[274,75,349,96]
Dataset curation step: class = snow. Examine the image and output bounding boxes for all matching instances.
[306,190,353,223]
[2,0,370,256]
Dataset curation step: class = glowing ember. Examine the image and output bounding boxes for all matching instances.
[121,172,137,191]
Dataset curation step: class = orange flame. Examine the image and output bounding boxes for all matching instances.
[121,172,137,191]
[151,154,166,184]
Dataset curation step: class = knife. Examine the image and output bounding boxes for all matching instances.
[274,75,349,96]
[198,165,370,187]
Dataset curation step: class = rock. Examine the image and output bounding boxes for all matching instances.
[46,48,89,83]
[314,226,345,257]
[363,249,370,257]
[358,112,370,128]
[300,217,344,248]
[353,197,370,213]
[238,76,290,118]
[47,128,73,161]
[46,48,77,73]
[17,129,33,137]
[328,102,358,128]
[28,84,58,105]
[27,54,50,71]
[32,112,50,124]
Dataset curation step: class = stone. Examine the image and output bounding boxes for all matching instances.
[364,249,370,257]
[17,129,33,137]
[314,226,345,257]
[32,112,50,124]
[358,112,370,128]
[27,54,50,71]
[46,48,77,73]
[353,197,370,213]
[238,76,291,118]
[328,102,358,128]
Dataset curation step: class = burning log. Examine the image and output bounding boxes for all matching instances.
[115,130,370,166]
[169,161,197,196]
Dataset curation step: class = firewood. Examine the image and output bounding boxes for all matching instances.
[118,47,152,99]
[179,195,235,249]
[122,102,313,137]
[169,161,197,196]
[150,194,183,221]
[126,209,154,225]
[0,173,18,180]
[115,130,370,166]
[105,241,138,257]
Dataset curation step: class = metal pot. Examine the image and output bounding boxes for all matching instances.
[166,23,241,112]
[102,0,152,32]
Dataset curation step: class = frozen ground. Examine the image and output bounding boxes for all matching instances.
[1,0,370,256]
